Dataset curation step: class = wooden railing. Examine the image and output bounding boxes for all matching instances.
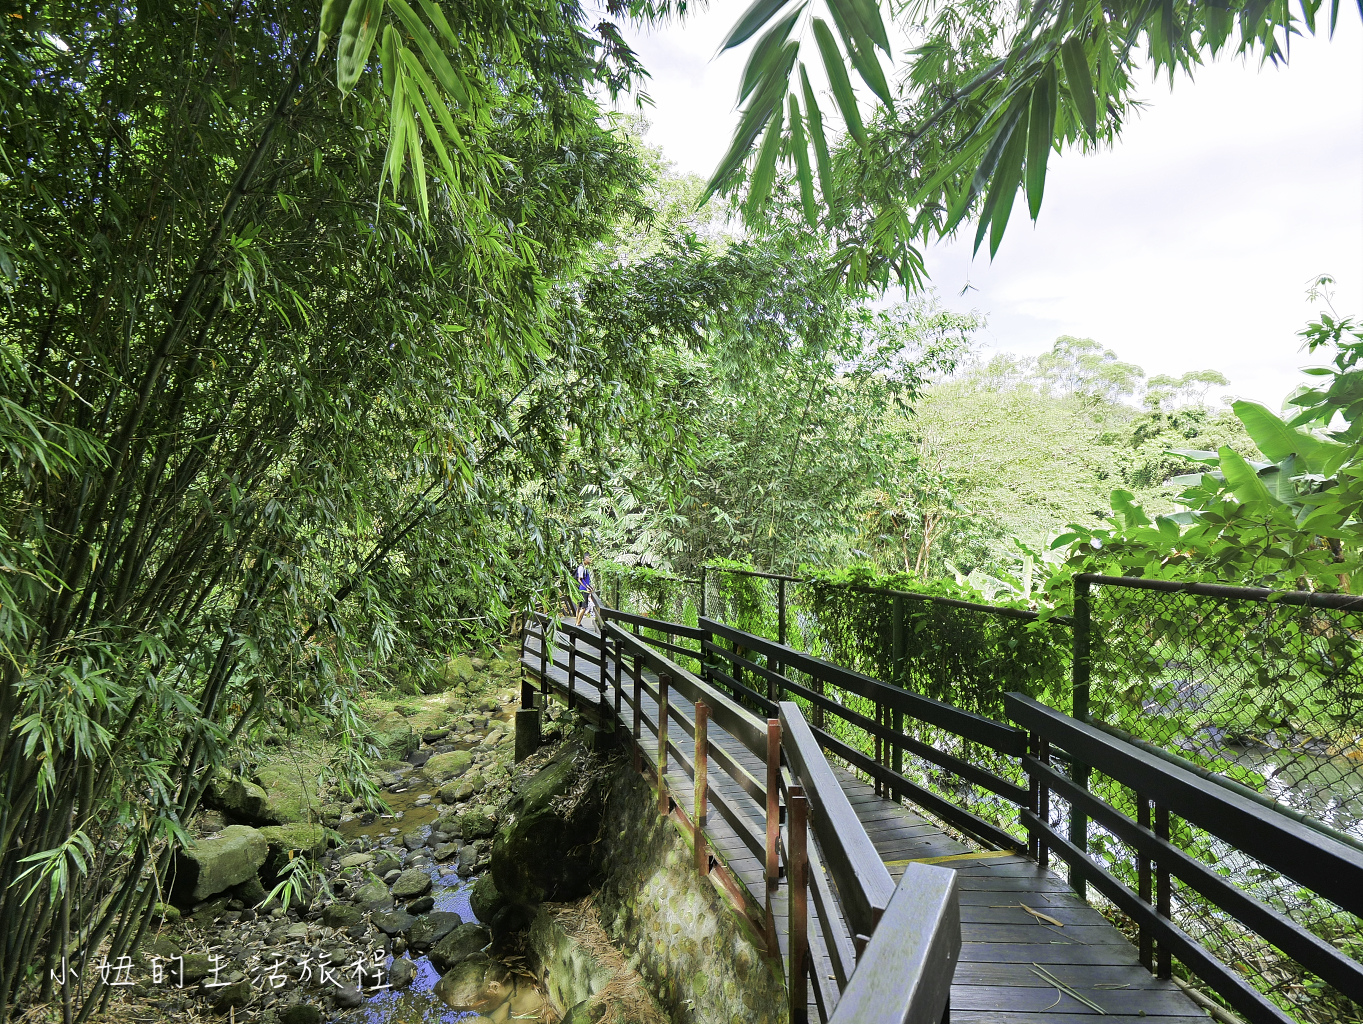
[519,609,961,1024]
[523,605,1363,1024]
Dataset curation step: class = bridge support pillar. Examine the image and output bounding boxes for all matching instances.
[514,707,541,763]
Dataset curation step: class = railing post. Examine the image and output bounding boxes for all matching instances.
[766,718,781,886]
[1070,574,1092,899]
[1155,802,1171,979]
[695,701,710,876]
[1137,791,1153,972]
[658,672,671,816]
[778,577,787,646]
[788,785,809,1024]
[699,565,707,619]
[567,633,577,711]
[538,615,548,697]
[613,635,622,722]
[891,594,904,789]
[631,654,642,773]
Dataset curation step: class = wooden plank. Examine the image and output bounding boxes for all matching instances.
[960,923,1133,945]
[952,962,1171,988]
[951,984,1208,1015]
[950,1014,1210,1024]
[958,904,1112,926]
[956,941,1142,966]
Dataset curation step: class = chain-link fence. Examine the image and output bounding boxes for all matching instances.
[700,564,1070,842]
[1082,574,1363,842]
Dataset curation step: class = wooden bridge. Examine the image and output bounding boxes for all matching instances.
[518,607,1363,1024]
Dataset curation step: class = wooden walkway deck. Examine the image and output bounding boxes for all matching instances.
[523,631,1208,1024]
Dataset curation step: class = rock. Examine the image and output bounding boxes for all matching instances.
[333,984,364,1008]
[320,904,362,929]
[389,868,431,900]
[401,831,427,851]
[259,823,329,859]
[171,825,268,904]
[373,852,403,876]
[280,1006,324,1024]
[373,710,420,756]
[389,957,418,989]
[286,922,309,940]
[352,879,388,904]
[490,743,606,907]
[151,902,181,924]
[372,909,415,936]
[440,781,474,803]
[408,895,435,915]
[181,954,212,984]
[467,774,486,794]
[470,658,488,671]
[253,766,321,825]
[455,845,481,876]
[408,910,463,950]
[469,873,505,923]
[423,749,473,782]
[448,655,476,682]
[407,749,432,767]
[429,923,493,973]
[423,729,450,743]
[227,874,267,908]
[213,979,252,1012]
[460,807,497,840]
[205,776,272,825]
[434,959,506,1012]
[339,852,373,869]
[434,842,461,862]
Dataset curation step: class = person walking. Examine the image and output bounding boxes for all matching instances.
[573,555,596,627]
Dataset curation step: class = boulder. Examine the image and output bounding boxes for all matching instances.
[205,776,272,825]
[407,895,435,915]
[213,980,253,1012]
[408,911,463,950]
[469,873,505,923]
[490,744,606,907]
[423,750,473,782]
[372,909,415,936]
[372,711,419,758]
[460,806,497,840]
[389,957,418,989]
[253,766,321,825]
[429,923,492,973]
[351,879,389,904]
[171,825,268,904]
[448,655,476,682]
[390,868,432,900]
[259,823,329,861]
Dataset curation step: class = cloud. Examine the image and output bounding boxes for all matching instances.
[620,9,1363,408]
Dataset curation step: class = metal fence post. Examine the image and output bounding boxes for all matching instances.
[766,718,781,886]
[788,785,809,1024]
[1071,574,1092,899]
[658,672,671,816]
[695,701,710,876]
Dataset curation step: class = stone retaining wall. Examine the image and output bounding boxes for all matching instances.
[593,759,787,1024]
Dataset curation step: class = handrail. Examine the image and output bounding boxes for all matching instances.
[780,701,895,940]
[1006,694,1363,914]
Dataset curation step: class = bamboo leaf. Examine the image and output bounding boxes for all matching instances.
[846,0,892,53]
[745,101,786,215]
[812,19,865,144]
[826,0,893,104]
[337,0,385,95]
[388,0,467,106]
[705,42,797,199]
[983,114,1028,257]
[719,0,795,51]
[317,0,349,60]
[1060,36,1097,139]
[1025,67,1056,219]
[788,94,818,224]
[739,4,804,103]
[800,64,834,200]
[415,0,458,47]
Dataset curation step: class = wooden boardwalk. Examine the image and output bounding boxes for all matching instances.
[523,631,1208,1024]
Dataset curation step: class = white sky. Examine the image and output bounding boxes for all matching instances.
[621,8,1363,409]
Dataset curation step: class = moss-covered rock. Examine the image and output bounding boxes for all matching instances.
[490,743,606,907]
[204,776,271,824]
[423,749,472,782]
[428,923,492,973]
[372,711,418,758]
[170,825,268,904]
[259,823,328,858]
[469,873,505,923]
